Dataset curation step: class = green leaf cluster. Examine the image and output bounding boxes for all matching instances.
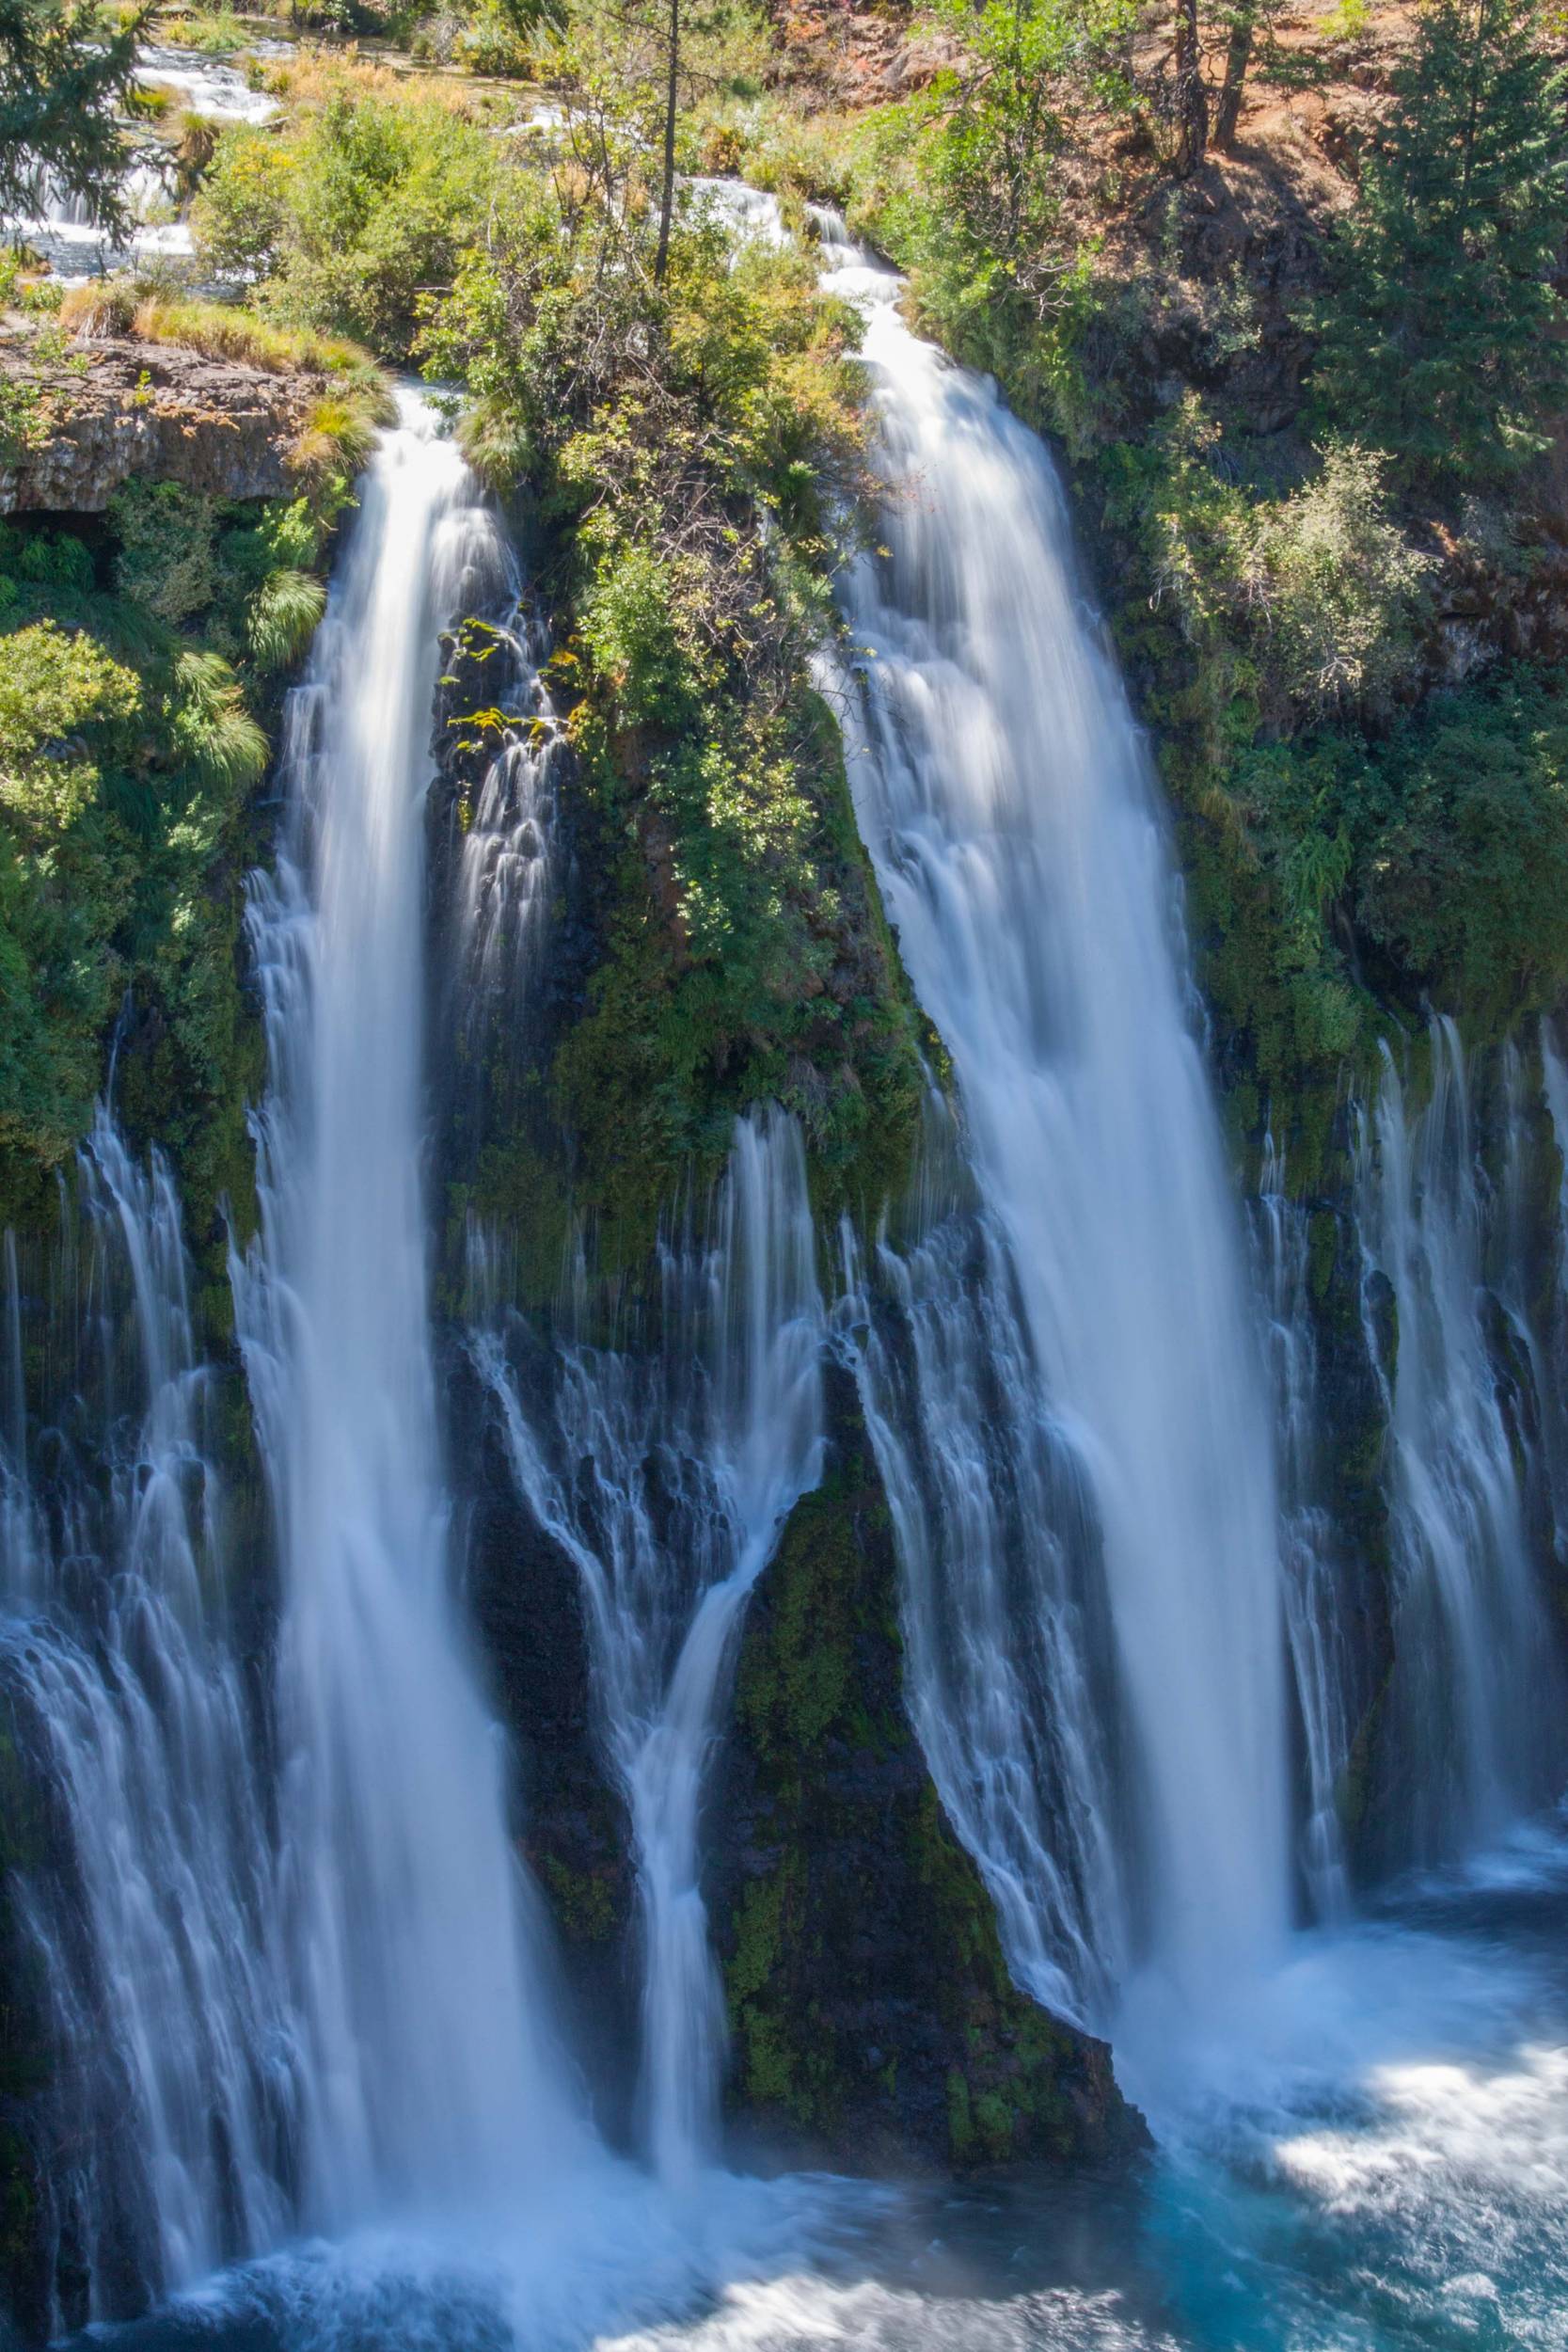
[425,146,927,1246]
[193,80,498,358]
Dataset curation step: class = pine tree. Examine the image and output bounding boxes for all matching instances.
[0,0,150,230]
[1309,0,1568,485]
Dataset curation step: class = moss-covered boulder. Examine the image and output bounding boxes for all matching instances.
[708,1359,1147,2174]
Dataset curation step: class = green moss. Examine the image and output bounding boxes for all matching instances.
[548,684,927,1260]
[0,2126,34,2281]
[946,2067,974,2160]
[0,475,341,1302]
[720,1375,1139,2170]
[541,1853,619,1945]
[0,1731,45,1877]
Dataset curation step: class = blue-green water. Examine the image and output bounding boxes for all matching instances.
[71,1823,1568,2352]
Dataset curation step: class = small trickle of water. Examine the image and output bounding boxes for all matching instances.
[472,1110,825,2185]
[1254,1143,1354,1921]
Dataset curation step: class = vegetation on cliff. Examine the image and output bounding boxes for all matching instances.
[21,0,1566,1234]
[419,97,927,1250]
[0,318,382,1260]
[702,0,1568,1167]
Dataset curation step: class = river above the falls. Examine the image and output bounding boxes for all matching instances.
[56,1815,1568,2352]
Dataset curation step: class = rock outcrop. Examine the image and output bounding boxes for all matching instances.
[0,332,313,514]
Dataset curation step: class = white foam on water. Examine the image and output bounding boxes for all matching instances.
[596,2274,1178,2352]
[135,45,281,124]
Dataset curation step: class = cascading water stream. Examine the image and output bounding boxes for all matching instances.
[1354,1018,1562,1860]
[0,1114,292,2319]
[813,209,1287,2022]
[232,393,580,2227]
[1254,1144,1353,1920]
[10,163,1568,2352]
[836,1169,1127,2027]
[472,1114,824,2184]
[1499,1028,1568,1565]
[1544,1021,1568,1557]
[7,44,277,272]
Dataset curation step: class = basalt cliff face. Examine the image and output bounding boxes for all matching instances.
[0,329,315,513]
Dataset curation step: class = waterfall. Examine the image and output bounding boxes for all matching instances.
[1544,1021,1568,1562]
[1503,1028,1568,1570]
[1354,1018,1562,1860]
[472,1112,824,2184]
[1254,1145,1353,1918]
[815,211,1287,2020]
[0,1114,292,2322]
[232,394,579,2227]
[840,1172,1128,2028]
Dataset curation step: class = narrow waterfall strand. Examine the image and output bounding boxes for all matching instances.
[473,1109,824,2184]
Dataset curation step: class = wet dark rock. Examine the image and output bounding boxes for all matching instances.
[705,1358,1148,2176]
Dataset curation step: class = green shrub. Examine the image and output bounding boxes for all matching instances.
[189,126,294,281]
[167,648,269,789]
[0,474,332,1234]
[1354,670,1568,1013]
[111,481,220,626]
[0,620,140,833]
[1234,442,1432,722]
[201,87,496,358]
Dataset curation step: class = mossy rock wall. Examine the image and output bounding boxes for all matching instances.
[705,1358,1147,2174]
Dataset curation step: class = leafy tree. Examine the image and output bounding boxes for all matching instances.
[1309,0,1568,485]
[871,0,1131,398]
[0,0,150,229]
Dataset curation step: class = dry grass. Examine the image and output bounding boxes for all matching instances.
[288,389,387,480]
[128,295,381,383]
[260,42,499,119]
[59,279,139,339]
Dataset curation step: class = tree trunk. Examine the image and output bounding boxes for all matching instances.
[1213,2,1254,150]
[655,0,679,284]
[1172,0,1208,176]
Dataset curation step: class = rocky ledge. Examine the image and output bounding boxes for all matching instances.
[0,331,315,514]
